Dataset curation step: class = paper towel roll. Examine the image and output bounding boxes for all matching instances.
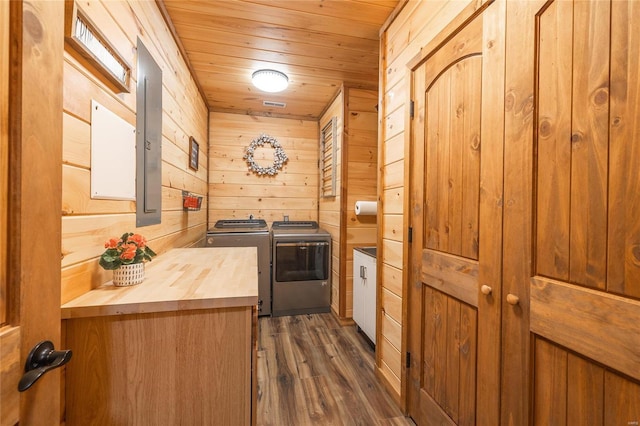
[355,201,377,216]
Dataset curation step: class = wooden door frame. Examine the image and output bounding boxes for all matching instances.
[5,0,64,423]
[500,1,546,423]
[403,0,505,423]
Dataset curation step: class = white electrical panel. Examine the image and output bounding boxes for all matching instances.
[90,100,136,200]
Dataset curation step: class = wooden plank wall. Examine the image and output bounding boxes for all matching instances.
[343,88,378,319]
[319,91,344,317]
[378,0,474,401]
[61,0,208,304]
[208,112,319,225]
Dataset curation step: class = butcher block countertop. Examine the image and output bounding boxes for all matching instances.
[61,247,258,319]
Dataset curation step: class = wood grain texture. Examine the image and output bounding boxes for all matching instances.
[421,249,479,308]
[386,1,474,89]
[409,7,484,424]
[61,247,258,319]
[62,224,206,304]
[319,92,344,316]
[383,132,404,166]
[422,29,481,260]
[379,0,479,405]
[444,297,461,420]
[514,0,640,423]
[11,1,65,422]
[435,59,480,257]
[0,0,7,330]
[531,336,640,425]
[421,287,477,425]
[458,302,477,426]
[418,390,456,426]
[62,210,207,268]
[380,336,402,379]
[530,276,640,382]
[61,0,209,303]
[604,371,640,425]
[533,338,567,425]
[607,0,640,299]
[382,288,402,325]
[340,87,378,319]
[425,79,441,250]
[256,313,411,425]
[475,1,505,423]
[406,21,428,422]
[460,57,481,260]
[160,0,397,119]
[568,0,610,289]
[209,112,319,226]
[318,87,378,321]
[381,311,402,350]
[501,0,543,422]
[383,161,404,191]
[65,306,254,425]
[567,353,604,425]
[535,0,572,281]
[0,327,20,425]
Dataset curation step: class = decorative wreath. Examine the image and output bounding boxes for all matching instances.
[243,134,288,176]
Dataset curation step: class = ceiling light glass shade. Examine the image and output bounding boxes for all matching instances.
[252,69,289,93]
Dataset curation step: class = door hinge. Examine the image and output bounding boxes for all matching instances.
[409,100,415,119]
[408,226,413,243]
[406,351,411,369]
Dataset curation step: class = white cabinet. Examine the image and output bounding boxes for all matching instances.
[353,248,377,344]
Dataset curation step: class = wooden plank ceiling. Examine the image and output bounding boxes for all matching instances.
[159,0,400,120]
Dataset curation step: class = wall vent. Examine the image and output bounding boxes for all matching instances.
[263,100,286,108]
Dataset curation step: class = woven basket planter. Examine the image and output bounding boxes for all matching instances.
[112,263,145,287]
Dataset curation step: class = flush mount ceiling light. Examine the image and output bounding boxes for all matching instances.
[252,69,289,93]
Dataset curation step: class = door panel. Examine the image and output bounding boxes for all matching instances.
[536,0,610,290]
[533,337,640,426]
[421,287,477,424]
[424,56,481,260]
[505,0,640,422]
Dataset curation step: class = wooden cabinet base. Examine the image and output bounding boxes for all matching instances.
[64,306,255,425]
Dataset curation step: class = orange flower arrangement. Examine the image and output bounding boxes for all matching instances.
[99,232,156,270]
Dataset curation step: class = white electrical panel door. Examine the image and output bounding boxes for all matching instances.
[90,100,136,200]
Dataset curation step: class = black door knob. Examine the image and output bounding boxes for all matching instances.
[18,340,72,392]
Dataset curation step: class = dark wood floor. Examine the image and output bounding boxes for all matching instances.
[257,313,415,425]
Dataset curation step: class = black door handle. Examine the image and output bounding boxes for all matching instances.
[18,340,72,392]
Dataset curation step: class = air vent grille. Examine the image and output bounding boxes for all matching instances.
[263,100,286,108]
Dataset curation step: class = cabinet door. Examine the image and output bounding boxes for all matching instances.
[352,250,365,329]
[363,255,377,344]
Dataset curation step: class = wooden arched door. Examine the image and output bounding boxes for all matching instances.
[505,0,640,423]
[407,2,505,424]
